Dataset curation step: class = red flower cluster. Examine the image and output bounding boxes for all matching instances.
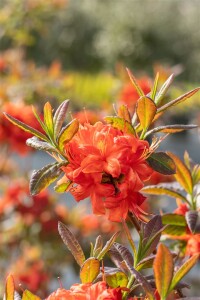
[63,122,153,222]
[46,281,123,300]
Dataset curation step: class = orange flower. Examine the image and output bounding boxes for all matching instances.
[46,281,123,300]
[63,122,153,222]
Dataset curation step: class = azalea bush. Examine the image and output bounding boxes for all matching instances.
[2,69,200,299]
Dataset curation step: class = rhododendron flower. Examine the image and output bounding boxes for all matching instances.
[46,281,123,300]
[62,122,153,222]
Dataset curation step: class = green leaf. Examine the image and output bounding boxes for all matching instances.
[30,162,65,195]
[54,180,72,193]
[192,164,200,185]
[169,254,199,292]
[80,257,100,283]
[97,231,120,260]
[146,124,198,136]
[153,244,174,299]
[26,137,57,153]
[58,119,79,151]
[167,152,193,194]
[151,72,159,100]
[155,74,174,105]
[104,116,135,135]
[3,113,48,142]
[32,106,47,133]
[136,96,157,131]
[58,221,85,266]
[44,102,54,137]
[147,152,176,175]
[5,274,15,300]
[142,185,187,202]
[162,214,187,235]
[53,100,70,138]
[126,68,145,97]
[22,290,41,300]
[157,87,200,113]
[106,271,128,288]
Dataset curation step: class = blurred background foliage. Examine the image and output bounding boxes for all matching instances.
[1,0,200,82]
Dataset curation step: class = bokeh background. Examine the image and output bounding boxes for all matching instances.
[1,0,200,298]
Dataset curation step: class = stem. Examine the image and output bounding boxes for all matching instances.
[128,212,141,233]
[122,275,135,300]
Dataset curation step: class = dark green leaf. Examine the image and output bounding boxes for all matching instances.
[58,221,85,266]
[30,162,65,195]
[147,152,176,175]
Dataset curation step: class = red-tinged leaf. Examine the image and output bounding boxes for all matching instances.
[142,185,187,202]
[157,87,200,113]
[97,231,120,260]
[5,274,15,300]
[104,116,135,135]
[3,113,48,142]
[155,74,174,104]
[22,290,41,300]
[53,100,70,138]
[185,211,198,233]
[126,68,145,97]
[169,254,199,292]
[118,105,131,123]
[110,243,134,267]
[58,222,85,266]
[26,137,57,153]
[136,255,156,271]
[146,124,198,136]
[147,152,176,175]
[80,257,100,283]
[30,162,65,195]
[44,102,54,137]
[136,96,157,131]
[93,235,103,257]
[151,72,159,100]
[106,271,128,288]
[58,119,79,151]
[153,244,174,299]
[54,180,72,193]
[167,152,193,194]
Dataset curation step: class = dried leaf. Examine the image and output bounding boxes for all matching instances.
[58,222,85,266]
[167,152,193,194]
[153,244,174,299]
[30,162,65,195]
[147,152,176,175]
[136,96,157,131]
[3,113,48,142]
[80,257,100,283]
